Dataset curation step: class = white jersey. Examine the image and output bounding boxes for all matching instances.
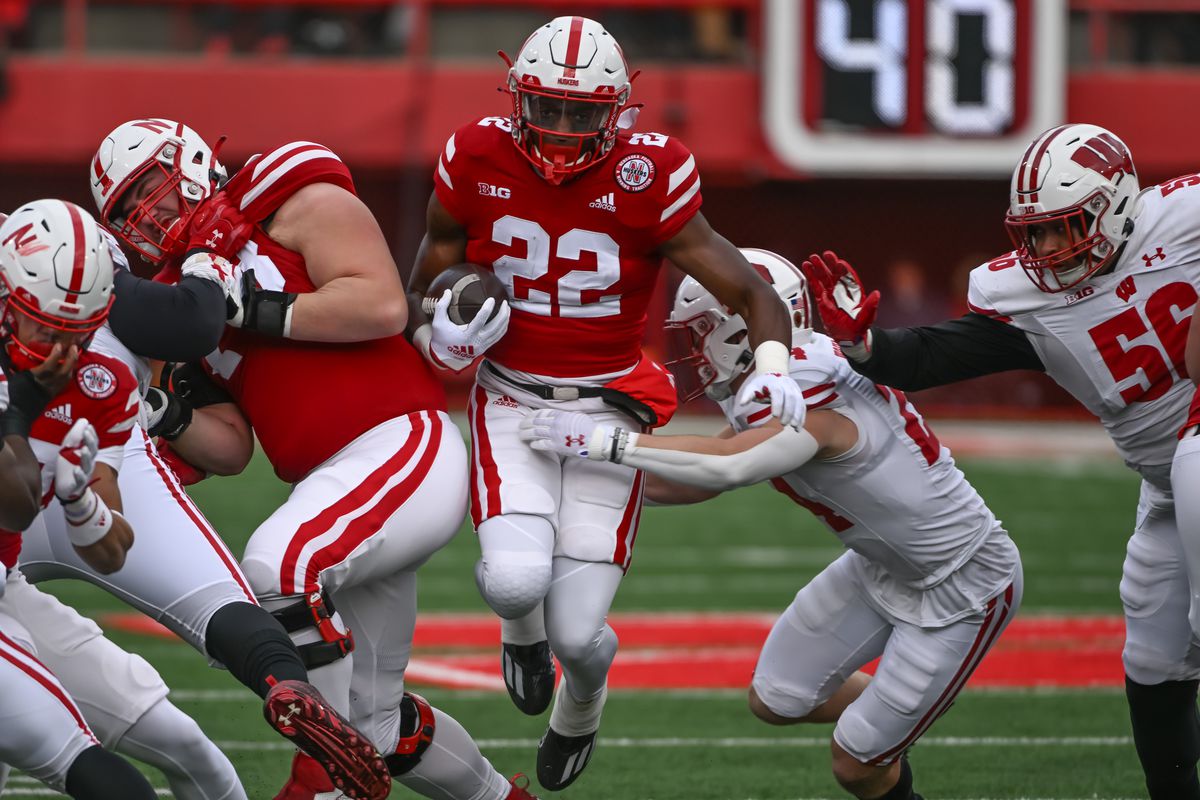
[718,333,1016,625]
[968,173,1200,488]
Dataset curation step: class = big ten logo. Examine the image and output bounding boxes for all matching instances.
[1065,286,1094,306]
[478,183,511,199]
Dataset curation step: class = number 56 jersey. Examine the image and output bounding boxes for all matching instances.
[434,116,703,379]
[968,174,1200,488]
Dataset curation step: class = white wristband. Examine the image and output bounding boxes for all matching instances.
[61,490,115,547]
[412,324,439,366]
[753,340,790,375]
[281,303,295,339]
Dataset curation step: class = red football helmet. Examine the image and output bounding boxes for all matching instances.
[90,118,226,265]
[0,200,115,370]
[504,16,632,185]
[1005,123,1140,292]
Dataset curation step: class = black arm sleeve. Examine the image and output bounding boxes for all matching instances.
[109,271,228,362]
[850,312,1045,391]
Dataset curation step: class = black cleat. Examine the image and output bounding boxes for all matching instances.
[502,641,556,715]
[536,727,597,791]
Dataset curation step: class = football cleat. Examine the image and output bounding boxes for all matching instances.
[264,679,391,800]
[273,751,351,800]
[501,641,556,715]
[506,773,540,799]
[536,727,597,791]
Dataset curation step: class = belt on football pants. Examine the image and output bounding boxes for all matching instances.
[481,362,658,427]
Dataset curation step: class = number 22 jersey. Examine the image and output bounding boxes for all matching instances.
[433,117,704,379]
[967,174,1200,488]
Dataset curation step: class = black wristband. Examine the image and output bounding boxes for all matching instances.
[0,370,51,438]
[248,290,296,338]
[147,389,194,441]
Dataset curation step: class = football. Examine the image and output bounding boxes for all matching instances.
[422,263,508,326]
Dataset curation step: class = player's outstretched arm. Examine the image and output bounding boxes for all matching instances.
[261,182,410,342]
[804,251,1044,390]
[520,409,857,492]
[660,214,803,426]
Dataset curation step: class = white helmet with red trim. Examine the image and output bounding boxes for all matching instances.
[1005,123,1140,293]
[0,200,115,370]
[505,16,632,185]
[666,248,810,402]
[90,118,225,265]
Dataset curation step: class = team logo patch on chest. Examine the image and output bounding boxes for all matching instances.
[615,154,656,192]
[77,364,116,400]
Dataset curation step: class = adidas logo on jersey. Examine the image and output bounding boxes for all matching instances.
[45,403,73,425]
[589,192,616,212]
[492,394,520,409]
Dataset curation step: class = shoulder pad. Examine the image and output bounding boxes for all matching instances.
[226,142,354,222]
[966,252,1054,320]
[789,335,843,410]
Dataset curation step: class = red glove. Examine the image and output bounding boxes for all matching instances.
[803,250,880,358]
[185,192,253,261]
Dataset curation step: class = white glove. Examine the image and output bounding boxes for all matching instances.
[519,409,612,460]
[182,251,241,301]
[736,341,806,429]
[425,290,511,372]
[55,418,99,504]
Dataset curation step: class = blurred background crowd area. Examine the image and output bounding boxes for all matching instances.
[2,0,1199,418]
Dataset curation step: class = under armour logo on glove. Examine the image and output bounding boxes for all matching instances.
[753,384,775,403]
[205,229,225,249]
[185,191,254,262]
[565,434,587,448]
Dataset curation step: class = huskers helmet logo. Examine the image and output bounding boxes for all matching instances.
[2,224,49,257]
[77,364,117,400]
[615,154,655,193]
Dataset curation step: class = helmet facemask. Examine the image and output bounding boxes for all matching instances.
[665,307,753,403]
[105,138,210,265]
[1005,192,1116,292]
[0,277,110,370]
[510,78,627,185]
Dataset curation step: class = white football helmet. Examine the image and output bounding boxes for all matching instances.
[505,16,631,185]
[0,200,115,369]
[666,248,810,402]
[90,118,225,265]
[1005,123,1139,292]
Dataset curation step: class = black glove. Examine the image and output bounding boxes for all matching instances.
[143,386,193,441]
[0,367,51,439]
[162,362,233,409]
[228,268,296,338]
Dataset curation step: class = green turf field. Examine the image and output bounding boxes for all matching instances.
[12,443,1151,799]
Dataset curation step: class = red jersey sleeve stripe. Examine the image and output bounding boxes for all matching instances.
[667,154,696,195]
[241,145,343,210]
[437,135,457,191]
[966,300,1013,324]
[250,141,335,182]
[660,175,701,223]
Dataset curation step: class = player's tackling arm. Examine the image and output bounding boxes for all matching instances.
[166,402,254,477]
[660,213,792,357]
[265,182,409,342]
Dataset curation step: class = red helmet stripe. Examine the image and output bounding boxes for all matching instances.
[563,16,585,78]
[1022,124,1070,204]
[63,202,87,304]
[91,155,113,196]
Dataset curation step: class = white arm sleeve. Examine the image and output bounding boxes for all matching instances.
[616,426,819,491]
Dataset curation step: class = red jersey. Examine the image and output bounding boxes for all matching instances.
[0,350,140,567]
[198,142,445,483]
[434,117,704,378]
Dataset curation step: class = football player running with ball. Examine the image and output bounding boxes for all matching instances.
[407,15,801,790]
[521,249,1021,800]
[91,119,539,800]
[809,123,1200,800]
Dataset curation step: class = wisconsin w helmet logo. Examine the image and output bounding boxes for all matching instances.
[1070,133,1134,182]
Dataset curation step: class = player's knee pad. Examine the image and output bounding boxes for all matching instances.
[269,591,353,670]
[384,692,436,777]
[1127,677,1200,798]
[474,558,551,619]
[546,617,607,668]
